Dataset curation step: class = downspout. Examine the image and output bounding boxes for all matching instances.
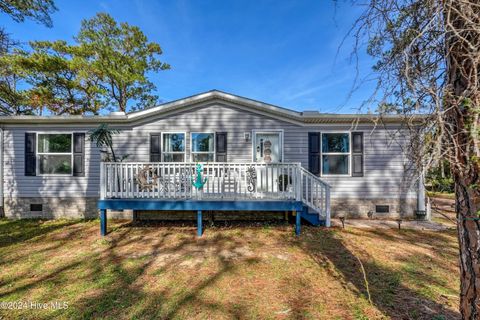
[417,169,427,220]
[416,128,428,221]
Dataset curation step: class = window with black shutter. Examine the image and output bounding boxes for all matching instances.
[73,133,85,176]
[308,132,321,175]
[150,133,161,162]
[25,132,36,176]
[27,133,77,176]
[216,132,227,162]
[352,132,364,177]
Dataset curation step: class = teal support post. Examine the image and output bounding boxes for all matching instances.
[197,210,203,237]
[100,209,107,236]
[295,208,302,236]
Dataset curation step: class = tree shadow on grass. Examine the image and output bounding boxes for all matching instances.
[0,219,80,248]
[293,227,460,320]
[62,226,261,319]
[2,219,459,319]
[0,227,91,291]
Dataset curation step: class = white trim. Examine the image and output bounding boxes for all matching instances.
[251,129,284,163]
[35,132,74,176]
[161,131,187,162]
[190,132,215,162]
[320,131,351,177]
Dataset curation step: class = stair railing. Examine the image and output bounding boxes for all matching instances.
[298,167,331,227]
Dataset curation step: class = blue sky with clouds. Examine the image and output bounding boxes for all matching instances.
[0,0,377,113]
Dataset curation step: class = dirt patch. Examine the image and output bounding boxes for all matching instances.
[331,218,452,231]
[331,196,458,232]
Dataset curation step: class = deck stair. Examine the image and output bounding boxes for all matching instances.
[298,167,331,227]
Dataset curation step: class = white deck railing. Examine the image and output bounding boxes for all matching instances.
[100,162,302,200]
[100,162,330,224]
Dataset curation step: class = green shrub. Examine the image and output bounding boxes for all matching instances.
[426,161,454,193]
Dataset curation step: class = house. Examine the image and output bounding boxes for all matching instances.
[0,90,425,235]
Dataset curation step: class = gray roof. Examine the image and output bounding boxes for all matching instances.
[0,89,420,125]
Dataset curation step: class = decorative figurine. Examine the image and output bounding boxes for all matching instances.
[192,163,207,189]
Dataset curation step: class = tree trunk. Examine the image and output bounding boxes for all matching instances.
[444,1,480,317]
[454,174,480,319]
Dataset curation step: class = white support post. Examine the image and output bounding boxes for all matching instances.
[296,164,302,201]
[325,186,331,227]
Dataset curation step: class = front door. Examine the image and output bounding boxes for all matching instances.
[253,131,283,163]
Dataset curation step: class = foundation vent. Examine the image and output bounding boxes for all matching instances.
[30,204,43,212]
[375,205,390,214]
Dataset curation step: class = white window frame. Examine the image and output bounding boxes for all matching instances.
[35,132,74,176]
[251,129,284,163]
[320,131,351,177]
[161,132,186,162]
[190,132,215,162]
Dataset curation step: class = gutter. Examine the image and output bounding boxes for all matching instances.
[0,112,421,125]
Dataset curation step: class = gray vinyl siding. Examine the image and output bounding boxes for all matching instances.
[1,102,417,200]
[320,129,416,199]
[2,126,101,198]
[112,104,306,164]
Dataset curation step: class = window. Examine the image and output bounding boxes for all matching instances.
[191,133,215,162]
[162,133,185,162]
[322,133,350,175]
[37,133,73,175]
[253,131,283,163]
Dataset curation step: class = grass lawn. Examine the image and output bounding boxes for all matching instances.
[427,192,455,200]
[0,219,459,319]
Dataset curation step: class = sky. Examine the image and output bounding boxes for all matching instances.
[0,0,377,113]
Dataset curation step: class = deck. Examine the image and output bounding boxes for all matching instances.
[98,162,330,236]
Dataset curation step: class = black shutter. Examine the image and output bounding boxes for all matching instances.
[25,132,36,176]
[308,132,321,175]
[73,133,85,177]
[216,132,227,162]
[150,133,161,161]
[352,132,364,177]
